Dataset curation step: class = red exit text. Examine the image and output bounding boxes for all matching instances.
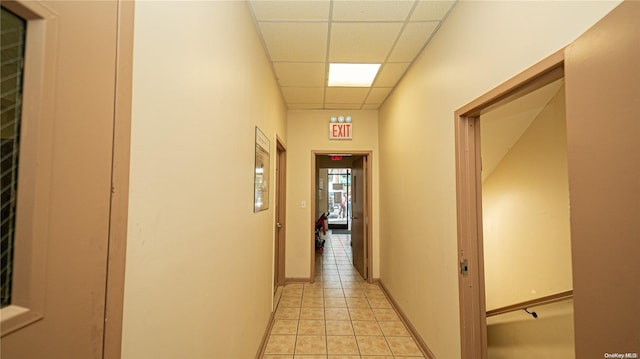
[329,123,352,140]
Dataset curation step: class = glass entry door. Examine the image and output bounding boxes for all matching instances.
[326,169,351,230]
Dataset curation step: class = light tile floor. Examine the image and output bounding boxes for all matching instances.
[263,232,425,358]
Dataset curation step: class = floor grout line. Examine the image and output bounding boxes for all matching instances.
[265,231,423,358]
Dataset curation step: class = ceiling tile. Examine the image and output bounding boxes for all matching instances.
[281,87,325,104]
[250,0,330,21]
[325,103,364,110]
[374,62,410,87]
[366,87,392,104]
[289,103,325,110]
[329,22,403,63]
[332,0,415,21]
[273,63,326,87]
[248,1,454,110]
[410,0,456,21]
[325,87,370,103]
[388,22,438,62]
[260,22,328,62]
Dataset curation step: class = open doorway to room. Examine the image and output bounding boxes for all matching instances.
[312,152,372,283]
[273,138,287,309]
[456,51,575,359]
[480,78,574,359]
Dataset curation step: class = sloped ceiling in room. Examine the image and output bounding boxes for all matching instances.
[480,79,565,182]
[247,0,457,110]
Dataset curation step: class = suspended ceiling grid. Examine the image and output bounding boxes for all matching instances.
[248,0,457,110]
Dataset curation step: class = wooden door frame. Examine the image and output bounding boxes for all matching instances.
[103,1,134,358]
[310,151,373,283]
[454,50,564,358]
[274,137,287,289]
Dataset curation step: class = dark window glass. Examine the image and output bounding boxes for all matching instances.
[1,7,27,308]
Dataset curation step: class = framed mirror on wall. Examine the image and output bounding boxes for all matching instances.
[254,126,270,213]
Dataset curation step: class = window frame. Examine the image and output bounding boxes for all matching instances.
[0,0,58,336]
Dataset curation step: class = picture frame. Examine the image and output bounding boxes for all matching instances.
[254,126,270,212]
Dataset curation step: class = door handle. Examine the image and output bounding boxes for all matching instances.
[276,222,282,228]
[351,216,358,220]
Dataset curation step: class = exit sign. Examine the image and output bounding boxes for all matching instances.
[329,123,352,140]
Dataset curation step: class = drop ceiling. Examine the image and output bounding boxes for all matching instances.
[248,0,457,110]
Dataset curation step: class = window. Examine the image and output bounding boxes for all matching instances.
[1,6,27,309]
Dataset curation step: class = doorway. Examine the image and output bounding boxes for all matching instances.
[455,50,572,358]
[455,5,640,352]
[481,78,575,358]
[311,151,372,282]
[274,138,286,295]
[456,4,640,357]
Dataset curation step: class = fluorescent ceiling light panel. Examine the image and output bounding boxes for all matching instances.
[328,63,381,87]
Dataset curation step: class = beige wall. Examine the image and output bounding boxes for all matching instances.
[122,2,287,358]
[378,1,619,358]
[482,85,571,310]
[287,110,379,279]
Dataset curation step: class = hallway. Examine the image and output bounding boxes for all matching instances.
[263,232,424,358]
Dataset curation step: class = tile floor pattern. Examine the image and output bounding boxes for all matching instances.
[263,233,425,359]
